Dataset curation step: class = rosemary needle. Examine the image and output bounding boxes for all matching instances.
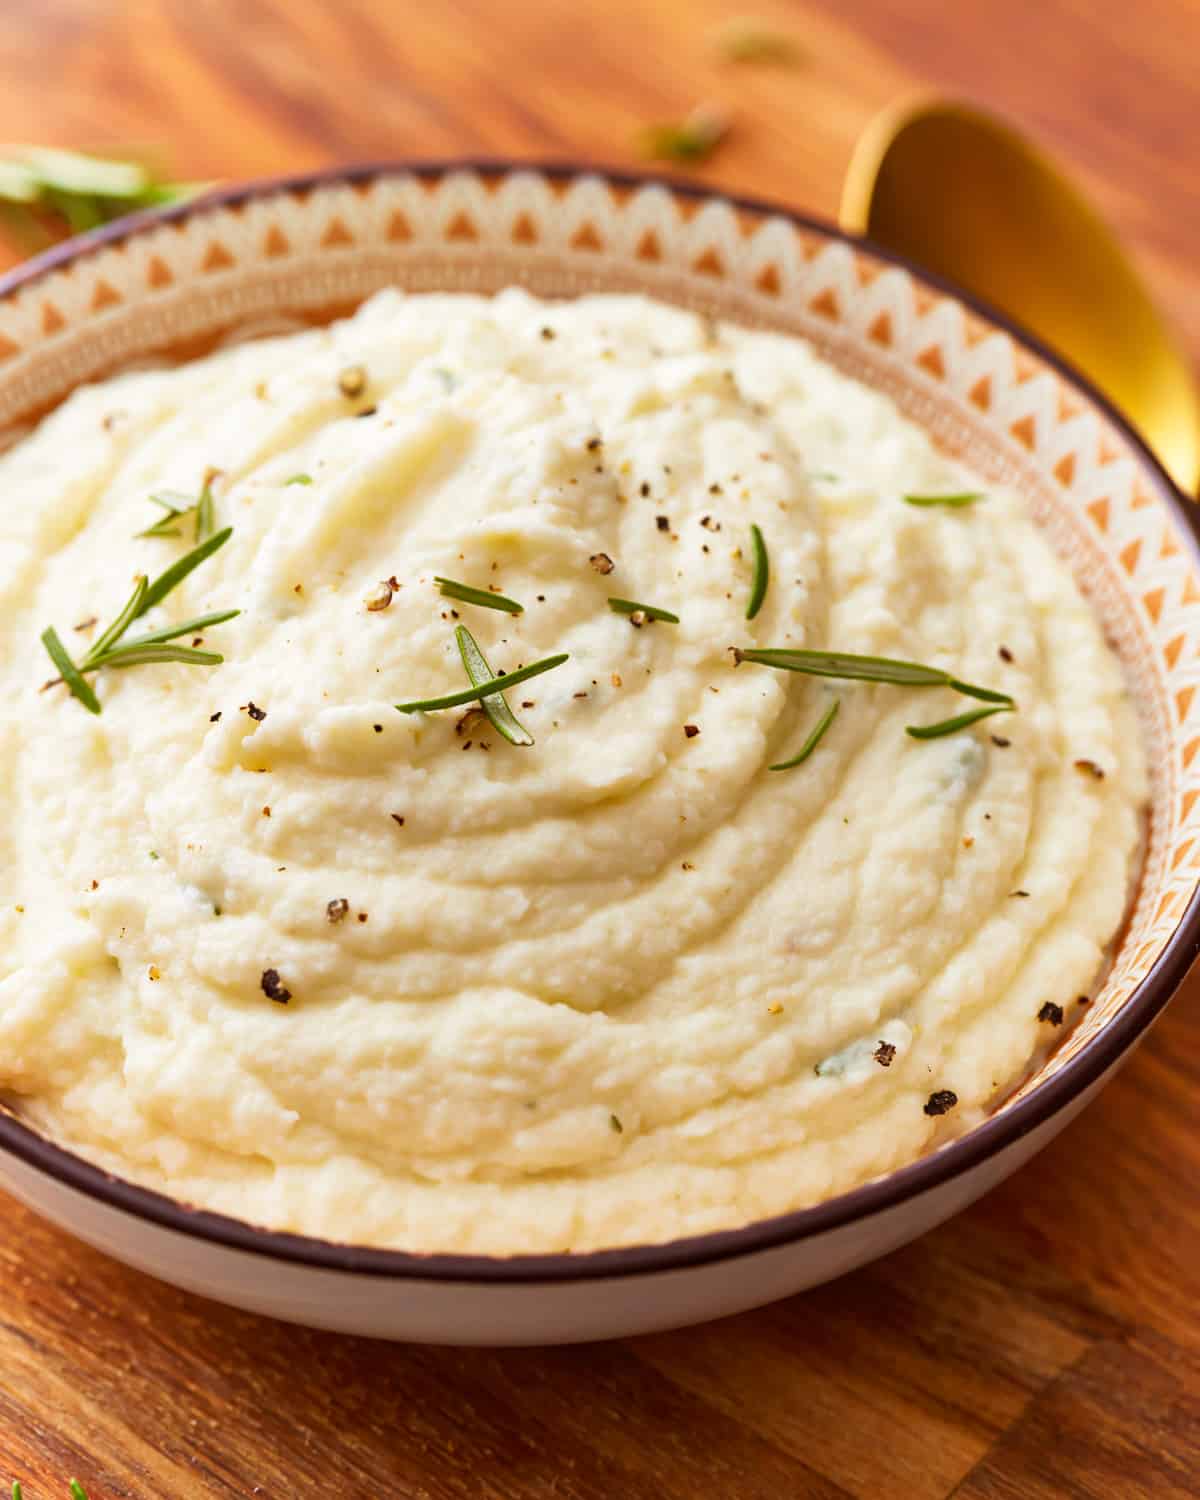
[746,523,769,620]
[194,478,215,540]
[903,492,985,508]
[141,525,231,612]
[137,491,191,538]
[396,653,569,715]
[455,625,534,746]
[733,647,1013,706]
[906,704,1011,739]
[138,478,216,541]
[608,597,680,624]
[435,576,524,614]
[41,626,100,713]
[284,473,313,486]
[770,698,839,770]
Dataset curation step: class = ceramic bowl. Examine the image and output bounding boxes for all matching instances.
[1,163,1197,1345]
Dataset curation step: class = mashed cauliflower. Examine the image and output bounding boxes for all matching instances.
[0,289,1145,1253]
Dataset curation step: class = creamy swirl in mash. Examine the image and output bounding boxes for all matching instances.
[0,290,1145,1254]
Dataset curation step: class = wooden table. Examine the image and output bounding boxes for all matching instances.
[2,2,1198,1494]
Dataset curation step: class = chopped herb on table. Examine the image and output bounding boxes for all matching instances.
[0,145,204,253]
[711,18,802,63]
[637,104,730,164]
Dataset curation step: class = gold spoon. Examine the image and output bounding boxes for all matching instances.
[839,96,1200,494]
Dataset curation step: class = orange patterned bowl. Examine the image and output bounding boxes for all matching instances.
[0,163,1197,1344]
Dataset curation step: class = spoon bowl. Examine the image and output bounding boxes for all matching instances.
[840,96,1200,494]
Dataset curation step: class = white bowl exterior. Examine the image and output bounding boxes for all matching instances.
[0,1075,1108,1345]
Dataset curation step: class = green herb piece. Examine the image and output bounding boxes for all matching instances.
[140,526,231,613]
[396,653,569,715]
[89,574,149,661]
[137,492,191,538]
[608,597,680,624]
[113,608,240,649]
[13,1480,23,1499]
[0,146,204,253]
[455,625,534,747]
[94,643,224,670]
[637,104,729,164]
[732,647,1013,707]
[194,479,215,540]
[138,479,216,542]
[712,18,801,63]
[770,698,839,771]
[746,523,769,620]
[906,704,1012,739]
[284,473,313,486]
[69,1483,89,1500]
[903,491,985,509]
[41,528,236,712]
[41,626,101,714]
[435,577,524,615]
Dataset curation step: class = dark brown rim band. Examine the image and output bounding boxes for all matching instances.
[2,158,1198,1285]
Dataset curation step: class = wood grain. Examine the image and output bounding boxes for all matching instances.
[1,1,1198,1494]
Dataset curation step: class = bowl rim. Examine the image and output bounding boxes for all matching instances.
[2,157,1198,1285]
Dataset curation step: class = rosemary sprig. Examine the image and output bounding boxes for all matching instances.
[903,492,985,509]
[608,597,680,624]
[41,527,237,713]
[396,652,569,715]
[456,625,534,746]
[732,647,1013,706]
[746,523,769,620]
[138,478,216,541]
[770,698,839,770]
[906,704,1012,739]
[435,577,524,615]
